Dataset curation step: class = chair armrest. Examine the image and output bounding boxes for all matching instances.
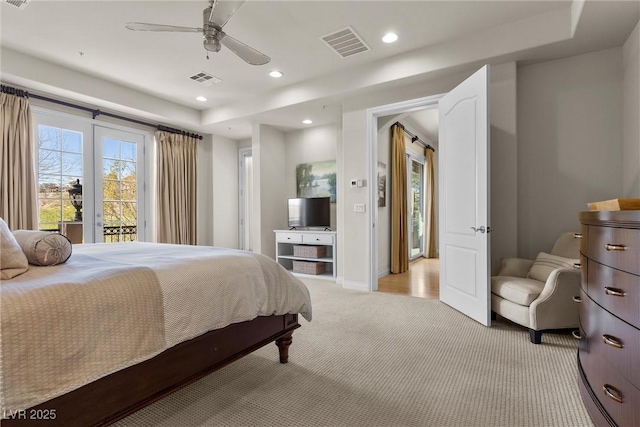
[529,268,581,330]
[496,258,533,278]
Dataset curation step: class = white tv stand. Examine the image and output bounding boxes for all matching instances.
[274,230,336,281]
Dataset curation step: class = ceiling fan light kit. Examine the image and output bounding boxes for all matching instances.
[125,0,270,65]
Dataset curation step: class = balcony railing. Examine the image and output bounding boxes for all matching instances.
[103,225,137,243]
[39,224,137,243]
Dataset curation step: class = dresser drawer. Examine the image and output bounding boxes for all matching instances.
[276,233,303,243]
[579,349,640,427]
[302,233,334,245]
[582,291,640,389]
[587,226,640,276]
[587,259,640,328]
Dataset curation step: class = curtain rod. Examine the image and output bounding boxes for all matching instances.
[392,121,435,152]
[1,84,204,140]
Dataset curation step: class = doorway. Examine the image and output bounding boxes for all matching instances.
[367,65,492,326]
[375,108,440,299]
[238,147,253,251]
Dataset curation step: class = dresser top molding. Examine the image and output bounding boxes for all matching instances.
[579,210,640,229]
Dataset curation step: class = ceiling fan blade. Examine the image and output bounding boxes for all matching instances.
[125,22,202,32]
[209,0,247,28]
[219,32,271,65]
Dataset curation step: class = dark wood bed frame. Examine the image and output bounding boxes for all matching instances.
[3,313,300,427]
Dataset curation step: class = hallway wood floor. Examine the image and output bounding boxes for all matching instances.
[377,258,440,299]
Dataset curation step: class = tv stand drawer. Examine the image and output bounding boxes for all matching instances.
[276,233,303,243]
[303,233,334,245]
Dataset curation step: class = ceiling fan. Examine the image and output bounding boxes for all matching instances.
[125,0,270,65]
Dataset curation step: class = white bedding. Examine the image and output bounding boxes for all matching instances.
[0,242,312,412]
[75,243,312,345]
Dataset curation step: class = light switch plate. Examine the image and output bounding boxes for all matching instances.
[354,203,366,213]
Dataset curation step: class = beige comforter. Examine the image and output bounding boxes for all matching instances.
[0,243,312,412]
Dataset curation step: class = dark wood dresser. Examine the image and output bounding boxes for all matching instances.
[578,210,640,427]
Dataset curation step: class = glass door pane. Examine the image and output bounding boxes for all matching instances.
[33,112,91,244]
[409,158,424,259]
[94,126,145,243]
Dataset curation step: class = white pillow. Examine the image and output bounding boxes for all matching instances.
[12,230,72,266]
[0,218,29,279]
[527,252,578,283]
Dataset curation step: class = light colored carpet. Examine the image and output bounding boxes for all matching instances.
[115,278,593,427]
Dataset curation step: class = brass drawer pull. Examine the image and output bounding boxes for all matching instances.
[604,243,626,251]
[602,334,624,349]
[572,296,582,303]
[604,287,626,297]
[603,384,623,403]
[573,233,583,238]
[571,330,582,340]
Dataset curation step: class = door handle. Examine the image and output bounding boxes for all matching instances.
[471,226,486,233]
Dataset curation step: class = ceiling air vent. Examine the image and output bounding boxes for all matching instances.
[188,71,222,86]
[321,26,370,59]
[4,0,28,8]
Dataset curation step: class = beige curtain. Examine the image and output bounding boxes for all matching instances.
[156,131,198,244]
[0,92,37,230]
[424,148,437,258]
[391,124,409,273]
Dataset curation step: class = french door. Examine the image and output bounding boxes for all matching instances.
[34,113,92,241]
[93,126,145,243]
[33,110,146,243]
[407,155,425,260]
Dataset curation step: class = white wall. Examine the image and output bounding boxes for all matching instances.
[340,109,370,290]
[623,20,640,198]
[517,47,623,259]
[284,124,338,231]
[252,124,287,259]
[490,62,518,274]
[211,135,240,248]
[197,135,213,246]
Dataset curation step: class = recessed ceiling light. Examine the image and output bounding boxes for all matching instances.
[269,71,283,78]
[302,119,313,125]
[196,96,207,102]
[382,32,398,43]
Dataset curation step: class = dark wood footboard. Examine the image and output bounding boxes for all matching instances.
[2,314,300,427]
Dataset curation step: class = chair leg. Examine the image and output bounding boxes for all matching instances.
[491,311,497,321]
[529,329,542,344]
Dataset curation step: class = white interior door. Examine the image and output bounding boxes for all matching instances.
[93,126,145,243]
[438,65,491,326]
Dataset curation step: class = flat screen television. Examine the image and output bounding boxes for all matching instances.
[288,197,330,229]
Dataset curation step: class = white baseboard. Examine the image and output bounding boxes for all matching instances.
[336,276,344,286]
[378,268,390,278]
[341,280,369,292]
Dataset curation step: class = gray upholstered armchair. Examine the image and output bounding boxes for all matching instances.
[491,232,581,344]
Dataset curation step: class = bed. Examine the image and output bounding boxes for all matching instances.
[0,242,312,426]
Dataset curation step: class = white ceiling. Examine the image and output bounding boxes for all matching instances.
[1,0,638,140]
